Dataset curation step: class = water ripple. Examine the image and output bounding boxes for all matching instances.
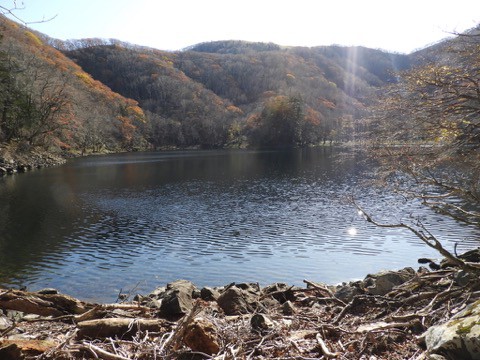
[1,149,479,301]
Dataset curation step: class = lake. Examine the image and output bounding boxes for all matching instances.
[0,148,478,302]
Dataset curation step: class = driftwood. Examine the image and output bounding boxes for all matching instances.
[0,289,89,317]
[77,318,166,339]
[1,253,479,359]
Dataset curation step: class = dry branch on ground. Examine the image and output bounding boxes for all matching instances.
[1,255,479,359]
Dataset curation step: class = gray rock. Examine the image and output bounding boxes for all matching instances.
[364,268,415,296]
[235,282,261,293]
[148,286,167,298]
[217,286,256,315]
[459,248,480,263]
[423,300,480,359]
[334,283,363,302]
[282,300,296,315]
[192,288,201,299]
[5,311,24,322]
[201,287,220,301]
[36,288,59,295]
[166,279,197,295]
[0,315,12,331]
[160,290,193,316]
[145,299,163,309]
[454,270,477,287]
[251,314,274,331]
[157,280,198,316]
[262,283,296,303]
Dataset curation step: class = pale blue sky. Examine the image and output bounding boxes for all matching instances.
[7,0,480,53]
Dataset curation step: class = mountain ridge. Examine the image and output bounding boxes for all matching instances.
[1,14,477,157]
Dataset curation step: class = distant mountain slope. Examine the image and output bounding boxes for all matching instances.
[64,39,409,147]
[1,15,440,153]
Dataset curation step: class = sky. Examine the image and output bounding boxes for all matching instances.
[5,0,480,54]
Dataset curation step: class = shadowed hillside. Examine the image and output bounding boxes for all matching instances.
[65,40,409,148]
[0,16,150,157]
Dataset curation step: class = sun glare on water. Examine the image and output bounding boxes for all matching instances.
[347,227,358,236]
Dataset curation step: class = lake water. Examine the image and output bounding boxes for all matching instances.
[0,148,478,302]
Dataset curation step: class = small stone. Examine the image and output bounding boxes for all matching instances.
[36,288,59,295]
[133,294,146,302]
[201,287,220,301]
[0,343,21,360]
[334,283,362,302]
[235,283,261,293]
[454,270,476,287]
[251,314,274,331]
[146,299,162,309]
[148,286,167,298]
[282,300,296,315]
[183,317,220,355]
[192,289,201,299]
[0,315,12,331]
[262,283,296,303]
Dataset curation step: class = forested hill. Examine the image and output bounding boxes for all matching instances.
[64,40,410,148]
[0,14,414,155]
[0,16,147,155]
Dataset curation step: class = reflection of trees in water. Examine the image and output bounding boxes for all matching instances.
[0,172,85,286]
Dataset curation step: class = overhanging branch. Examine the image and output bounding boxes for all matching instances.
[349,197,480,273]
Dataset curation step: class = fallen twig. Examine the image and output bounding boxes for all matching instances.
[316,333,340,358]
[81,341,131,360]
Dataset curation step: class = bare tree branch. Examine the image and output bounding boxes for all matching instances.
[350,197,480,274]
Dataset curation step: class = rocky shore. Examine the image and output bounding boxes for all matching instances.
[0,144,66,176]
[1,250,480,359]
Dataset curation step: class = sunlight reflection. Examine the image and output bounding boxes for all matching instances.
[347,227,358,236]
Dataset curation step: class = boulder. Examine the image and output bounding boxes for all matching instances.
[217,286,258,315]
[183,317,220,355]
[363,268,415,296]
[423,300,480,359]
[459,248,480,263]
[156,280,198,316]
[160,291,192,316]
